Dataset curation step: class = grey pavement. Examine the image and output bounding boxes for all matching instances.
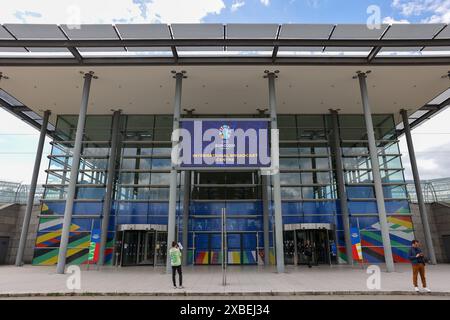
[0,263,449,298]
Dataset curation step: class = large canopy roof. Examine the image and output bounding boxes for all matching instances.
[0,23,449,136]
[1,23,450,64]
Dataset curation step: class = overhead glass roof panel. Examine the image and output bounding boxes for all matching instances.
[409,110,429,119]
[4,24,67,40]
[277,47,325,56]
[78,47,125,52]
[0,46,28,52]
[378,47,422,55]
[225,46,273,57]
[27,47,70,53]
[168,24,224,55]
[279,24,334,39]
[278,46,323,52]
[277,24,330,55]
[382,24,445,39]
[171,24,223,39]
[78,47,126,56]
[0,89,24,106]
[227,46,273,51]
[60,24,120,40]
[126,46,172,52]
[177,46,224,52]
[435,25,450,39]
[330,24,388,39]
[116,24,171,39]
[323,47,372,55]
[22,110,41,119]
[226,24,278,39]
[422,46,450,52]
[428,88,450,105]
[0,26,14,40]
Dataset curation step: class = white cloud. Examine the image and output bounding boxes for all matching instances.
[306,0,322,8]
[391,0,450,23]
[399,107,450,180]
[144,0,225,23]
[260,0,270,6]
[0,0,143,24]
[382,16,410,24]
[231,0,245,12]
[0,0,226,24]
[0,109,50,183]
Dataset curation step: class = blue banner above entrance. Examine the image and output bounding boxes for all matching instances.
[178,119,271,168]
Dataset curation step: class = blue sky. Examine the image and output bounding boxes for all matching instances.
[1,0,450,183]
[206,0,391,24]
[1,0,449,25]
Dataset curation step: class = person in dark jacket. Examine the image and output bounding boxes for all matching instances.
[302,240,313,268]
[408,240,431,293]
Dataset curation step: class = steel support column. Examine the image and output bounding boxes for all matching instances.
[98,110,121,266]
[266,70,284,273]
[262,174,270,265]
[356,71,394,272]
[182,170,191,266]
[329,109,353,265]
[56,72,95,274]
[15,110,51,266]
[400,109,437,264]
[166,71,185,273]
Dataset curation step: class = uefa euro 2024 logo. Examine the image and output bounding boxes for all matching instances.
[219,124,232,141]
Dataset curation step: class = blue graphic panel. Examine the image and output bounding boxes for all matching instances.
[242,233,257,249]
[348,201,377,214]
[227,234,240,249]
[302,201,337,214]
[385,200,410,214]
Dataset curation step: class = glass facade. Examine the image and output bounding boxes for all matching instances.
[32,113,414,266]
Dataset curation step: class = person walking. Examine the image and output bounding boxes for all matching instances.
[303,240,313,268]
[169,241,183,289]
[408,240,431,293]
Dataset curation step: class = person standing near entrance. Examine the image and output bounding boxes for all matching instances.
[408,240,431,293]
[169,241,183,289]
[303,240,313,268]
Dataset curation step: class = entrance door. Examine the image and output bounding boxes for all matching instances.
[283,231,296,265]
[120,230,167,266]
[284,229,334,265]
[442,235,450,263]
[154,231,168,266]
[0,237,9,265]
[143,231,155,265]
[121,231,139,266]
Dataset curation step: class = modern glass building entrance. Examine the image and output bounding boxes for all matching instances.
[32,113,414,267]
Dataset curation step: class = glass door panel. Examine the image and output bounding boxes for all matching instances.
[155,231,167,266]
[242,233,257,265]
[122,231,139,266]
[210,233,222,265]
[194,233,210,265]
[283,230,295,265]
[227,233,241,264]
[141,231,155,265]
